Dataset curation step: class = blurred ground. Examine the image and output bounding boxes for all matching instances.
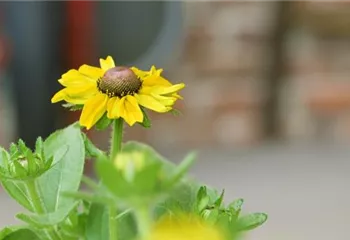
[1,143,350,240]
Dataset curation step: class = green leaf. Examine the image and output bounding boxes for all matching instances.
[0,180,33,211]
[12,161,27,178]
[63,191,114,206]
[155,182,200,218]
[24,149,37,176]
[0,147,10,172]
[133,162,162,195]
[236,213,268,231]
[36,123,85,213]
[229,198,244,219]
[121,141,175,172]
[0,227,40,240]
[85,203,109,240]
[16,202,79,228]
[203,208,220,224]
[9,143,18,158]
[82,133,106,159]
[95,113,112,131]
[169,108,182,116]
[164,152,196,188]
[138,107,151,128]
[62,103,84,111]
[95,159,131,198]
[214,189,225,208]
[34,137,44,156]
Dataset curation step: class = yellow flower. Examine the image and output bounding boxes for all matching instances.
[145,215,226,240]
[51,56,185,129]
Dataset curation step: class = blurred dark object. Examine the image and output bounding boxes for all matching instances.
[263,2,291,139]
[95,1,183,69]
[3,2,65,148]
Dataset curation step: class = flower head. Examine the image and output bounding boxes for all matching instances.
[145,214,226,240]
[52,56,185,129]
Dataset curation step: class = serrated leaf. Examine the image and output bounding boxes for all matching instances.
[95,113,112,131]
[236,213,268,231]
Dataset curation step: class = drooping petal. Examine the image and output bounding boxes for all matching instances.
[106,97,120,119]
[51,89,65,103]
[134,93,170,113]
[117,96,143,126]
[80,93,108,129]
[58,69,97,87]
[151,93,176,106]
[100,56,115,71]
[78,64,104,80]
[51,85,98,104]
[151,83,186,96]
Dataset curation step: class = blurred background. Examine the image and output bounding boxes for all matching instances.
[1,1,350,240]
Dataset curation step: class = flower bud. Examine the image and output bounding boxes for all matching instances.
[0,139,52,180]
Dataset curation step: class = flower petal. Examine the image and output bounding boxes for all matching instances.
[51,89,65,103]
[152,83,185,96]
[151,93,176,106]
[58,69,97,87]
[134,93,170,113]
[100,56,115,71]
[59,85,98,104]
[80,93,108,130]
[78,64,104,80]
[117,96,143,126]
[131,66,149,79]
[106,97,120,119]
[142,75,172,87]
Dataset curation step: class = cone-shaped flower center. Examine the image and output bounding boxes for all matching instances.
[97,66,142,98]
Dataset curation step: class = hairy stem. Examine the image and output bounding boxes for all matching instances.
[108,119,124,240]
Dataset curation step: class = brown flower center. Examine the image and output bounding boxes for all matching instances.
[97,66,142,98]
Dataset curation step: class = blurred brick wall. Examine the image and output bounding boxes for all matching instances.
[97,2,350,150]
[125,2,277,149]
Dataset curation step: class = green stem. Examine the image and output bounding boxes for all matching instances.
[110,118,124,160]
[26,180,61,240]
[108,119,124,240]
[135,206,151,239]
[108,205,118,240]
